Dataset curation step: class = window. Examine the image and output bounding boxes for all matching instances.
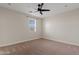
[28,18,36,32]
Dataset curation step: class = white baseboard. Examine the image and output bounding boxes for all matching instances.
[1,36,79,47]
[0,37,39,47]
[43,36,79,46]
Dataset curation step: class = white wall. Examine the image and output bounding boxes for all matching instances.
[0,7,42,47]
[43,8,79,45]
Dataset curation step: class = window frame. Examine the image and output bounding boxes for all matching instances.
[28,17,37,32]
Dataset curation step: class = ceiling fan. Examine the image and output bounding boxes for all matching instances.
[37,3,50,15]
[30,3,50,15]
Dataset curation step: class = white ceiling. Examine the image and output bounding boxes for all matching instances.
[0,3,79,18]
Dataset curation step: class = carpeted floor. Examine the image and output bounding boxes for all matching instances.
[0,38,79,55]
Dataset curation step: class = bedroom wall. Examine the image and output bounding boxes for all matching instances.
[0,7,42,47]
[43,8,79,45]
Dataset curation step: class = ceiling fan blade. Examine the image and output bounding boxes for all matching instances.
[38,4,40,7]
[41,9,50,11]
[41,3,44,6]
[40,3,44,9]
[38,3,44,9]
[40,11,43,15]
